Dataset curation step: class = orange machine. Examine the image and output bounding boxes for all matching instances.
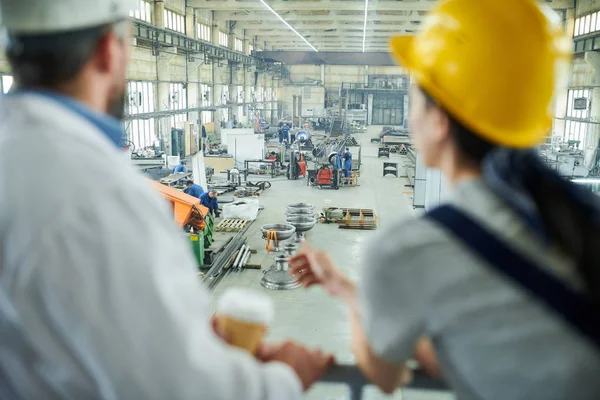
[148,180,209,232]
[288,150,306,180]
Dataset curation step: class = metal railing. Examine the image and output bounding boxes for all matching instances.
[320,365,449,400]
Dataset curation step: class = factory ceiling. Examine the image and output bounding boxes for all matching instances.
[189,0,574,52]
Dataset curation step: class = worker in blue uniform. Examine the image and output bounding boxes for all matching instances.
[200,190,220,217]
[280,123,290,144]
[173,161,186,174]
[342,148,353,178]
[186,180,203,199]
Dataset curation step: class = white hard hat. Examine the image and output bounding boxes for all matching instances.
[0,0,138,34]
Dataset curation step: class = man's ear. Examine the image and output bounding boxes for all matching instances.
[91,31,115,73]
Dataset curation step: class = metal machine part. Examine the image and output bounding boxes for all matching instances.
[287,202,315,210]
[261,223,296,252]
[285,216,317,242]
[260,223,297,240]
[285,209,315,218]
[261,256,302,290]
[283,243,298,257]
[286,203,315,215]
[295,130,311,143]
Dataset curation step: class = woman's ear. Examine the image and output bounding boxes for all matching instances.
[430,107,452,146]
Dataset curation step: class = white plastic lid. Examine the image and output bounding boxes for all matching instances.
[217,287,275,324]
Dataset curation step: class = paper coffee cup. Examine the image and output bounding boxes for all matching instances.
[216,287,275,354]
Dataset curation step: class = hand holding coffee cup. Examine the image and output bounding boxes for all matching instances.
[215,287,275,354]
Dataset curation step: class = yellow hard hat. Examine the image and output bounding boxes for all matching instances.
[390,0,572,148]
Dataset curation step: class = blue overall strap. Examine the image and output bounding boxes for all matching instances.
[426,205,600,350]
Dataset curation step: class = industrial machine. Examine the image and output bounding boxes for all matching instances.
[149,180,214,267]
[171,128,185,159]
[294,131,313,150]
[287,150,307,180]
[314,164,340,189]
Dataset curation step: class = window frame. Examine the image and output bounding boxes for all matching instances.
[164,9,185,34]
[219,31,229,47]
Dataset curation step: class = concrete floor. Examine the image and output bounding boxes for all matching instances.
[211,126,454,400]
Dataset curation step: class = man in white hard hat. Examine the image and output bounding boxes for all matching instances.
[0,1,332,398]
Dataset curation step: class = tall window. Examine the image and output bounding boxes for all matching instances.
[127,120,156,150]
[565,88,591,149]
[1,75,13,94]
[574,11,600,37]
[127,81,155,115]
[219,31,229,47]
[164,10,185,34]
[198,23,211,41]
[256,86,264,102]
[237,86,244,117]
[200,83,213,123]
[201,111,213,124]
[126,81,156,149]
[169,83,188,128]
[249,44,254,55]
[234,38,243,52]
[129,0,152,23]
[201,84,212,107]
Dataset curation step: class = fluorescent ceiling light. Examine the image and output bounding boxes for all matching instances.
[572,178,600,184]
[362,0,369,52]
[259,0,318,52]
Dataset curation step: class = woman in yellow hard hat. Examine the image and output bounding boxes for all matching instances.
[290,0,600,397]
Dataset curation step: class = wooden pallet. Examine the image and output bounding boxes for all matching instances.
[336,208,377,230]
[340,171,360,187]
[215,218,249,232]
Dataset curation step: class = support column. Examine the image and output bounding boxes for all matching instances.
[187,59,201,125]
[154,1,165,29]
[157,53,176,155]
[186,7,196,38]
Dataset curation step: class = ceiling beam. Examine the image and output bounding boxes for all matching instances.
[215,12,421,22]
[192,0,573,11]
[245,27,413,33]
[256,50,397,66]
[190,0,437,11]
[271,46,393,50]
[266,38,394,41]
[271,41,392,46]
[252,31,408,37]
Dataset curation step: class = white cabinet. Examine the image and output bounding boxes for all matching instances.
[413,154,450,211]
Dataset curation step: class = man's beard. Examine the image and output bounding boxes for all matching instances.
[107,87,126,121]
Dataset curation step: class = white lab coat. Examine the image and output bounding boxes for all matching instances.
[0,93,302,399]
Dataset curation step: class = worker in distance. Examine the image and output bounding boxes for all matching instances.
[291,0,600,398]
[0,0,332,398]
[186,180,204,199]
[201,189,221,218]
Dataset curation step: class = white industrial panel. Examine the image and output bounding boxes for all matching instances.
[413,154,427,209]
[226,134,265,168]
[221,128,254,147]
[424,168,450,211]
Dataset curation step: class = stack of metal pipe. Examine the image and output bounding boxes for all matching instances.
[204,224,251,290]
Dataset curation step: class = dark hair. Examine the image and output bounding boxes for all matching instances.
[423,91,497,165]
[6,24,112,88]
[422,88,600,302]
[186,180,194,186]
